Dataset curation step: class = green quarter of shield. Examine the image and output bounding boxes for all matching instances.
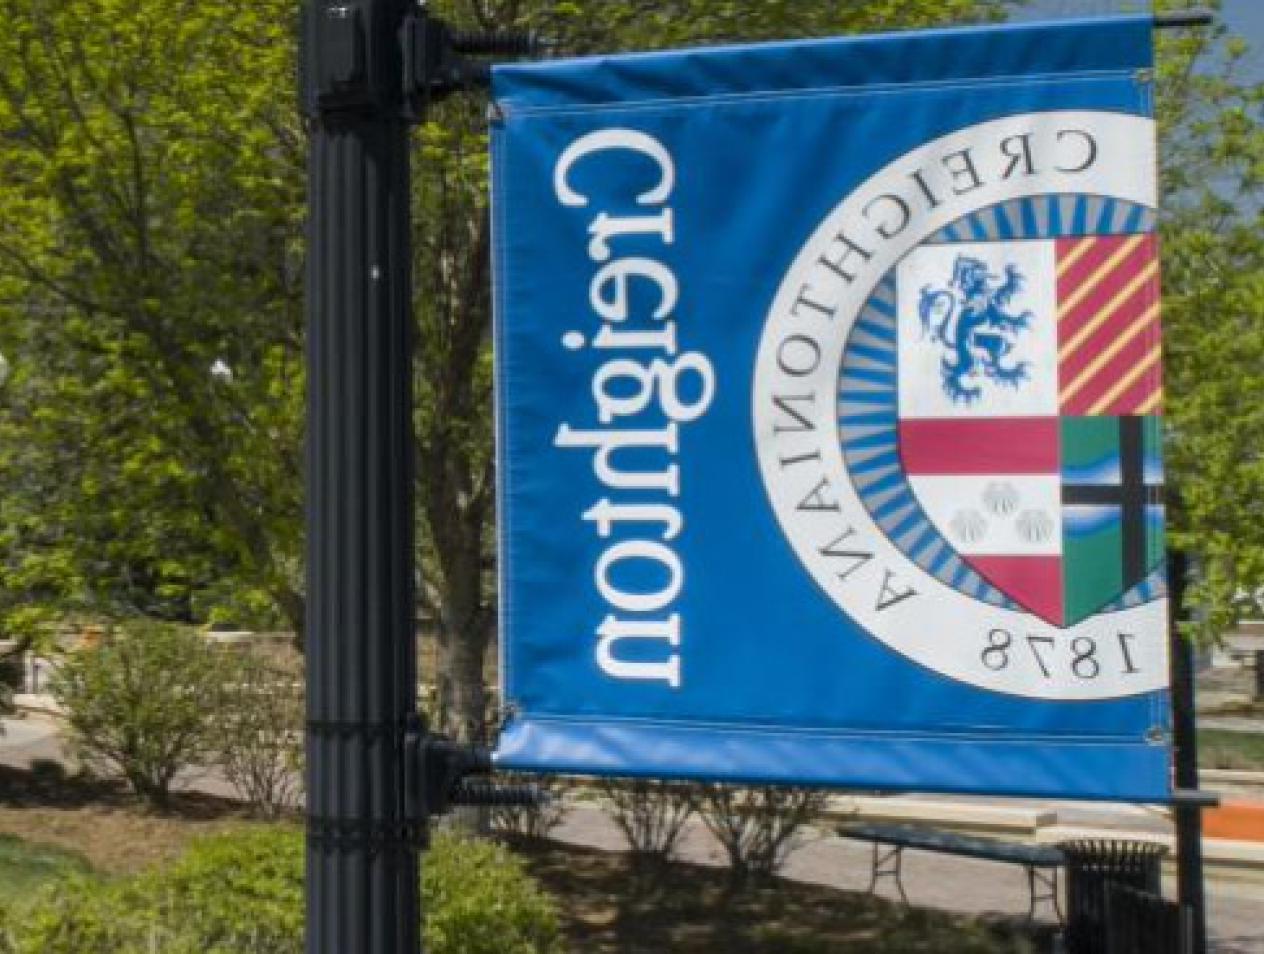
[1061,415,1164,626]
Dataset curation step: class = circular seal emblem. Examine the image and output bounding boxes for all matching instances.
[753,111,1168,700]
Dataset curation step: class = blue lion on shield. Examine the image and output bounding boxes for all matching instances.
[917,255,1033,404]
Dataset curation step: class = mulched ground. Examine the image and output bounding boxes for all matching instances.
[511,836,1051,953]
[0,763,263,875]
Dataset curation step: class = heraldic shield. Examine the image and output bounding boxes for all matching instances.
[841,195,1165,629]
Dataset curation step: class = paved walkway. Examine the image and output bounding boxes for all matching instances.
[4,713,1261,952]
[0,714,67,767]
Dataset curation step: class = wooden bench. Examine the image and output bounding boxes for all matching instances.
[839,821,1066,922]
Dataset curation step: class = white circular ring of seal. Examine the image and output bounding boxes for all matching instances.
[752,111,1166,701]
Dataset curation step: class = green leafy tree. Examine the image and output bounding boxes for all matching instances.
[0,0,305,637]
[1154,1,1264,637]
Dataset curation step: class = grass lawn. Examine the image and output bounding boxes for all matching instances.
[1199,729,1264,771]
[0,833,91,907]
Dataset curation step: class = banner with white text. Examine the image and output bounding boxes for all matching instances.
[490,15,1172,800]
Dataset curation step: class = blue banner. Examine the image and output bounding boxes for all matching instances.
[491,16,1173,801]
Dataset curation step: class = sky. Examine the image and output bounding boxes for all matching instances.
[1008,1,1263,82]
[1223,0,1264,81]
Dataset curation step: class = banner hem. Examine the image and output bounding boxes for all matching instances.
[494,717,1172,802]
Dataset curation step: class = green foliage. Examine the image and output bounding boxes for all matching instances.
[0,0,305,637]
[11,828,302,954]
[51,622,232,809]
[423,831,564,954]
[4,828,560,954]
[1153,0,1264,636]
[145,827,305,952]
[0,835,91,910]
[524,0,1002,54]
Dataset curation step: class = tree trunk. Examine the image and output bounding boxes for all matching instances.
[1255,650,1264,701]
[425,460,493,744]
[131,772,171,814]
[279,587,306,650]
[435,615,492,834]
[436,617,490,745]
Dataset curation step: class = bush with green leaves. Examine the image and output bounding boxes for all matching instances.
[423,829,563,954]
[51,621,234,810]
[8,827,561,954]
[13,826,302,954]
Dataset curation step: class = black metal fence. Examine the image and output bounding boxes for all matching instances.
[1061,839,1170,954]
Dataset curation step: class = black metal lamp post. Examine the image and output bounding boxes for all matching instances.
[300,4,537,953]
[1169,550,1212,954]
[302,2,420,951]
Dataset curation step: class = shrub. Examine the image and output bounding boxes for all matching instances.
[51,622,232,810]
[697,784,828,887]
[13,827,302,954]
[423,831,563,954]
[215,650,304,818]
[152,826,305,949]
[491,773,569,841]
[10,828,561,954]
[600,777,696,868]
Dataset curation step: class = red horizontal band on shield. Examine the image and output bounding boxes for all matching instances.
[899,418,1059,475]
